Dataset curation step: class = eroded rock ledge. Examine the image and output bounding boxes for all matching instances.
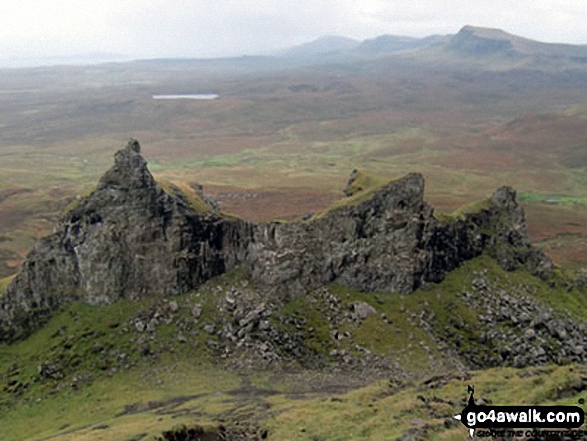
[0,140,551,341]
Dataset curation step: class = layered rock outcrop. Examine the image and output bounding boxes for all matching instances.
[0,140,551,341]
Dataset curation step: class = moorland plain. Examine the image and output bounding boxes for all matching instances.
[1,41,587,278]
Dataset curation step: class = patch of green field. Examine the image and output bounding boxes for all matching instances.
[0,269,252,397]
[278,282,444,373]
[0,271,259,440]
[280,296,332,355]
[149,150,264,171]
[507,266,587,322]
[332,255,587,370]
[562,101,587,117]
[518,192,587,206]
[278,253,587,374]
[196,154,249,167]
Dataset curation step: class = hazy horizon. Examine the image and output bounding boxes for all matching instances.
[1,0,587,68]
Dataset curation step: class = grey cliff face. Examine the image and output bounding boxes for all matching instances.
[242,173,432,296]
[241,176,551,298]
[0,140,551,341]
[0,140,227,340]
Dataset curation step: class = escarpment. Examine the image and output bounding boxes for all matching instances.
[0,140,551,341]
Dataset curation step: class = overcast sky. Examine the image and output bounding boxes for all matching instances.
[1,0,586,64]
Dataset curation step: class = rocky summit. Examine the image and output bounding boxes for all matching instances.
[0,139,551,342]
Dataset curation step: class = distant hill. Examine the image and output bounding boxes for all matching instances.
[280,34,445,59]
[447,25,587,62]
[100,26,587,72]
[0,52,130,68]
[278,36,359,58]
[277,26,587,67]
[355,34,446,55]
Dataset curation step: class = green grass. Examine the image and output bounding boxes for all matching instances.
[0,274,15,296]
[310,171,394,220]
[326,256,587,370]
[328,284,442,373]
[3,359,587,441]
[198,154,248,167]
[156,178,212,213]
[508,266,587,322]
[1,256,587,440]
[434,197,493,223]
[62,185,96,213]
[175,154,247,168]
[518,192,587,206]
[562,101,587,117]
[0,269,251,405]
[266,364,587,441]
[151,151,264,170]
[0,270,237,440]
[0,362,239,441]
[276,255,531,374]
[280,295,332,355]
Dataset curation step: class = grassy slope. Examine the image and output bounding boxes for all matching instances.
[267,364,587,441]
[0,272,246,440]
[1,256,586,440]
[5,362,586,441]
[310,170,391,220]
[0,275,15,297]
[155,178,212,213]
[433,197,493,224]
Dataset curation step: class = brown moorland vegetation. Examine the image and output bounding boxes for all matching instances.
[0,52,586,273]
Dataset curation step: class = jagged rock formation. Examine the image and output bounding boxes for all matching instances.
[243,173,551,299]
[0,140,551,341]
[0,140,229,340]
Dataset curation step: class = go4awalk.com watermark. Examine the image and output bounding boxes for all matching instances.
[454,386,586,438]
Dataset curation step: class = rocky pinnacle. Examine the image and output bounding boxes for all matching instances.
[0,140,552,342]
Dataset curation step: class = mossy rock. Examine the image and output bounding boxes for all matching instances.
[311,170,399,220]
[0,275,15,298]
[156,178,212,214]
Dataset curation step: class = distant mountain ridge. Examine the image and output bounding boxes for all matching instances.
[447,25,587,60]
[279,25,587,64]
[355,34,447,55]
[280,33,443,58]
[278,36,360,57]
